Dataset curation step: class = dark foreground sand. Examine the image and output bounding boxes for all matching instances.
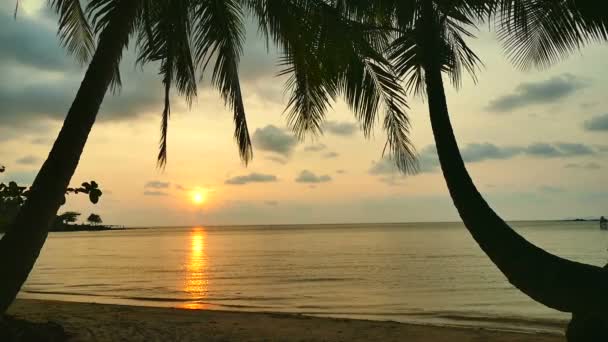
[8,299,564,341]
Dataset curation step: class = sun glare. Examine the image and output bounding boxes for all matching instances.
[192,191,205,205]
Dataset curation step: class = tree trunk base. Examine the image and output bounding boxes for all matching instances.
[567,313,608,341]
[0,316,67,342]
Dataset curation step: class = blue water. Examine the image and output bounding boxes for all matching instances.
[18,221,608,334]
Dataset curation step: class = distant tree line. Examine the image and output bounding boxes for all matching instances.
[0,165,104,233]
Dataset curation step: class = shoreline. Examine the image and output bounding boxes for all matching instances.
[8,299,564,341]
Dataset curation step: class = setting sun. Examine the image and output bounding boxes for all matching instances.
[192,192,205,205]
[192,190,207,204]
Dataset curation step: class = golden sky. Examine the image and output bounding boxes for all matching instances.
[1,2,607,226]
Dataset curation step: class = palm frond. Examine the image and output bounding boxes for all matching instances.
[194,0,252,164]
[496,0,607,70]
[262,0,418,173]
[48,0,96,64]
[388,32,426,96]
[86,0,135,90]
[442,16,483,89]
[136,0,197,167]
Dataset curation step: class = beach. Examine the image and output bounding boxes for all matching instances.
[8,299,564,341]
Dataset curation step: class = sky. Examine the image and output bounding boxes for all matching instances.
[1,2,607,226]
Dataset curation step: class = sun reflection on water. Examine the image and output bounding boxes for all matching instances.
[182,228,209,309]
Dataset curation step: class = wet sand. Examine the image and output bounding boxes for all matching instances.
[8,299,564,341]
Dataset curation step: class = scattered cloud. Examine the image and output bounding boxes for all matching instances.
[325,121,358,136]
[370,141,599,181]
[0,10,282,135]
[370,145,440,176]
[369,158,399,175]
[264,200,278,206]
[30,137,53,145]
[525,142,594,158]
[565,162,602,170]
[304,143,326,152]
[15,155,38,165]
[145,181,170,189]
[295,170,332,183]
[460,143,520,163]
[583,114,608,131]
[323,152,339,159]
[581,102,599,109]
[225,172,278,185]
[143,191,168,196]
[175,184,188,191]
[265,156,288,164]
[252,125,298,157]
[336,169,346,174]
[487,74,587,112]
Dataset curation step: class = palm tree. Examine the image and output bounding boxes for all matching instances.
[0,0,411,314]
[86,213,102,225]
[332,0,608,334]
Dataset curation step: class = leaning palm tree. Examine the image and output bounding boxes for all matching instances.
[356,0,608,336]
[0,0,412,314]
[283,0,608,336]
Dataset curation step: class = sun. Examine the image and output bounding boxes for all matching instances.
[192,191,206,205]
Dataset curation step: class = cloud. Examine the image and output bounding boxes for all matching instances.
[460,143,521,162]
[30,137,53,145]
[565,162,602,170]
[175,184,189,191]
[369,158,399,175]
[252,125,298,157]
[325,121,358,136]
[370,145,440,176]
[295,170,332,183]
[583,114,608,132]
[143,191,168,196]
[145,181,170,189]
[265,156,288,164]
[0,10,166,129]
[304,143,327,152]
[487,74,587,112]
[323,152,339,158]
[0,10,282,141]
[15,155,38,165]
[225,172,278,185]
[525,142,594,158]
[370,141,599,181]
[336,169,346,174]
[264,200,278,206]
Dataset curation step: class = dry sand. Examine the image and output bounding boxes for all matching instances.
[8,299,564,341]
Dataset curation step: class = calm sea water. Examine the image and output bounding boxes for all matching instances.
[17,221,608,333]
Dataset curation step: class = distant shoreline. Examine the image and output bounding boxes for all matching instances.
[49,224,126,233]
[115,219,604,230]
[560,218,600,222]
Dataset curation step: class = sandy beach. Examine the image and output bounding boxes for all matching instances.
[7,299,564,341]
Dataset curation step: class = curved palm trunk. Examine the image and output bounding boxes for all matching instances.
[415,2,608,317]
[0,2,139,315]
[420,42,608,315]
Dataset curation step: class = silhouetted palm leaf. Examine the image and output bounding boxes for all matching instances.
[253,0,418,173]
[193,0,252,164]
[495,0,608,70]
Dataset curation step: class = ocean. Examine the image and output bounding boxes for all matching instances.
[18,221,608,334]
